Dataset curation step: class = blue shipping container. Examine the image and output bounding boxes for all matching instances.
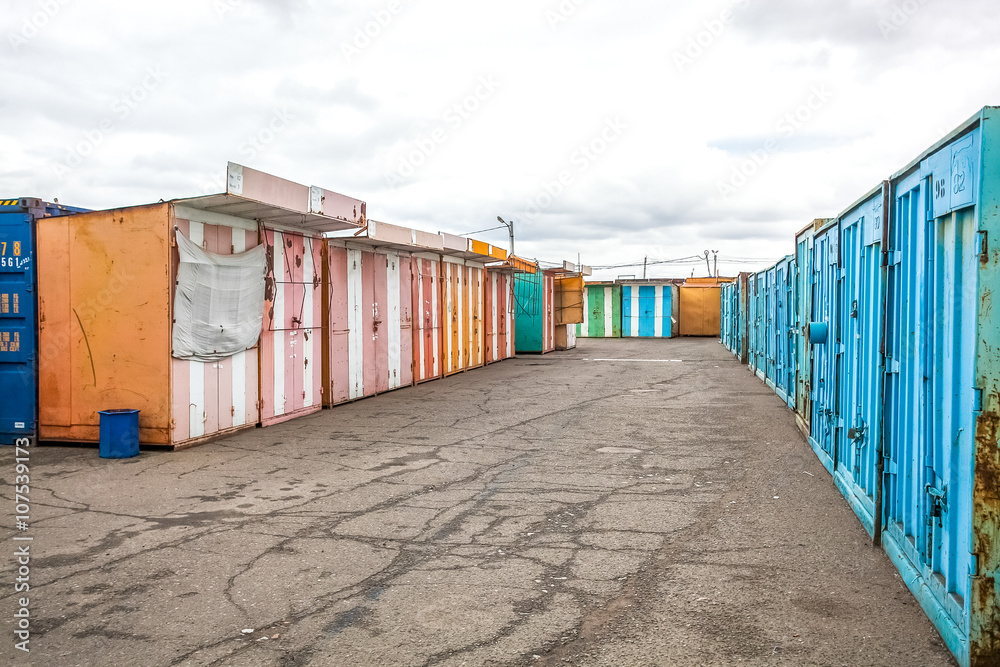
[879,116,991,665]
[720,107,1000,666]
[0,197,86,444]
[773,256,796,409]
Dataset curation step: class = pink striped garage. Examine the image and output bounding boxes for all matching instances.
[484,267,514,364]
[36,162,365,449]
[176,164,366,431]
[323,220,439,404]
[170,213,261,443]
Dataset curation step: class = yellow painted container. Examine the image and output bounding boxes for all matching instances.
[678,285,722,336]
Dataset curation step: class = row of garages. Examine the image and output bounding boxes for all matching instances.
[720,106,1000,667]
[0,163,587,450]
[576,278,730,338]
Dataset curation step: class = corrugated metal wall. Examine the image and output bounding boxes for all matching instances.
[484,269,514,363]
[324,244,414,406]
[443,258,485,372]
[412,255,442,383]
[0,198,86,445]
[678,286,721,336]
[718,108,1000,667]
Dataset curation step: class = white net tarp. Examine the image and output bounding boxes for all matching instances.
[172,230,266,362]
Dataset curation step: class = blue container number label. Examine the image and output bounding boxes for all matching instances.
[0,291,20,315]
[0,239,30,270]
[0,330,21,353]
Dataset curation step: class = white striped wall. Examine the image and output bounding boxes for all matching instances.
[272,231,286,416]
[188,221,206,437]
[302,237,314,407]
[347,248,364,399]
[231,230,247,426]
[387,251,401,389]
[603,286,613,336]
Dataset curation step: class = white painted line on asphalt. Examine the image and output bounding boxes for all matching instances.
[590,358,684,362]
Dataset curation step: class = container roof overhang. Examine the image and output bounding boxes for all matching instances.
[173,162,366,234]
[328,222,508,263]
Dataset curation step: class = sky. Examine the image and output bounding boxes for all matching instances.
[3,0,1000,279]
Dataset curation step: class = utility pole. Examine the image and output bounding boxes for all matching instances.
[642,256,647,279]
[703,250,711,277]
[497,216,514,257]
[712,250,719,283]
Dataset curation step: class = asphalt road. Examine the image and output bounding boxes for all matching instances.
[0,338,954,666]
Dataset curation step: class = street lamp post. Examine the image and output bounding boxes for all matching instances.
[497,216,514,257]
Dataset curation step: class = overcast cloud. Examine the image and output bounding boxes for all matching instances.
[3,0,1000,278]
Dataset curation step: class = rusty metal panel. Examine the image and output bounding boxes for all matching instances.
[484,269,515,363]
[37,204,174,444]
[260,229,323,426]
[323,244,350,405]
[969,106,1000,667]
[169,217,261,445]
[882,127,982,666]
[412,255,442,382]
[678,285,721,336]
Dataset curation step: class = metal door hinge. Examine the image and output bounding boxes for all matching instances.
[973,387,983,412]
[970,553,980,577]
[976,231,988,262]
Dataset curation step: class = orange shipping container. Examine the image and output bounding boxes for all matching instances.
[678,285,723,337]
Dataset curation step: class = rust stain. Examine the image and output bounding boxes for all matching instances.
[971,385,1000,664]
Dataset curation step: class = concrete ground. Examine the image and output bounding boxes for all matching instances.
[1,338,953,666]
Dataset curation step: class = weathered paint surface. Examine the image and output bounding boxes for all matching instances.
[412,255,442,382]
[37,204,259,447]
[720,109,1000,666]
[794,223,822,432]
[443,259,485,372]
[970,109,1000,666]
[832,192,883,536]
[808,222,839,473]
[576,284,621,338]
[170,218,260,443]
[621,283,676,338]
[484,269,514,364]
[882,133,981,664]
[260,228,323,425]
[324,244,413,405]
[38,205,173,444]
[678,286,721,336]
[514,269,556,353]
